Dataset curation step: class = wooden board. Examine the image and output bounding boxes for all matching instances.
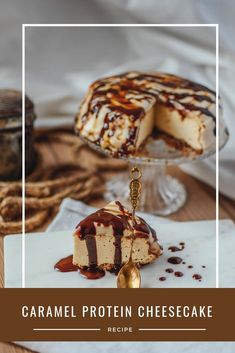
[0,343,34,353]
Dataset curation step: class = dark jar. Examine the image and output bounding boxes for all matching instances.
[0,89,36,180]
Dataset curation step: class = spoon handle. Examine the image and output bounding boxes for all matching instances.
[129,167,142,260]
[129,167,142,217]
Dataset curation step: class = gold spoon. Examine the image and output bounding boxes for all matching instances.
[117,167,142,288]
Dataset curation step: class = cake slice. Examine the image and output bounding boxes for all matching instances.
[75,71,222,156]
[73,201,162,271]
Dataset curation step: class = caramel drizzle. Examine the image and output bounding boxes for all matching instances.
[77,72,217,154]
[75,201,156,268]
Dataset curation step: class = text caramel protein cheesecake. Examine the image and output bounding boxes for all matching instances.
[75,71,222,156]
[73,201,162,272]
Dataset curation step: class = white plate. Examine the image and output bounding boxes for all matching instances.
[5,219,234,288]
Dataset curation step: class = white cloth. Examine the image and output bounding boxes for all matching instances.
[0,0,235,199]
[47,198,171,233]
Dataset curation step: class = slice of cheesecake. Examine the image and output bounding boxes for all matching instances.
[75,71,220,156]
[73,201,162,271]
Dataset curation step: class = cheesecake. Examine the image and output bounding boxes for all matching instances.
[73,201,162,271]
[75,71,220,156]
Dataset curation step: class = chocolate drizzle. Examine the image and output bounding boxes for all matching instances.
[76,208,128,239]
[54,255,78,272]
[76,71,217,156]
[168,245,184,252]
[54,255,106,280]
[76,207,127,268]
[167,256,183,265]
[75,201,159,269]
[175,271,184,277]
[85,236,98,266]
[165,268,174,273]
[129,72,215,95]
[114,234,122,267]
[193,274,202,281]
[79,266,105,280]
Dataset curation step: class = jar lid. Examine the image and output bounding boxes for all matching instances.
[0,89,36,130]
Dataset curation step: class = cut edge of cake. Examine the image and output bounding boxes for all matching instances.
[73,201,162,271]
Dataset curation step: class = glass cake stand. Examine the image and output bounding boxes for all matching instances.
[81,127,229,216]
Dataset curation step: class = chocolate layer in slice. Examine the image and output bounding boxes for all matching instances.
[73,201,162,270]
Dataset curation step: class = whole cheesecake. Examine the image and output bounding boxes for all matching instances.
[73,201,162,271]
[75,71,219,156]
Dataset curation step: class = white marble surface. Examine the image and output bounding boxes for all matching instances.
[4,199,235,288]
[15,341,235,353]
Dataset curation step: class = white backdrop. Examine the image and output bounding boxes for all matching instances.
[0,0,235,199]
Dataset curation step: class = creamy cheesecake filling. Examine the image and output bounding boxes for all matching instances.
[73,201,162,270]
[75,71,221,156]
[155,105,204,151]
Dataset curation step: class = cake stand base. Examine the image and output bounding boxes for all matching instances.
[105,163,187,216]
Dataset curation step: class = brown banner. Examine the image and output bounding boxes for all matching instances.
[0,288,234,341]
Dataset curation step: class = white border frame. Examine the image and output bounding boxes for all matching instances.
[22,23,219,288]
